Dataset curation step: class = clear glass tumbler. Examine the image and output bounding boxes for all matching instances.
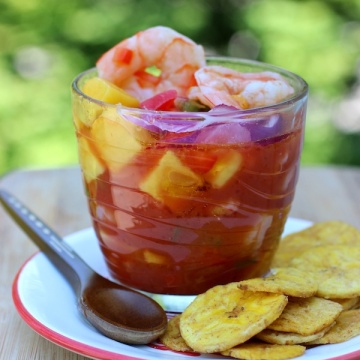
[71,57,308,309]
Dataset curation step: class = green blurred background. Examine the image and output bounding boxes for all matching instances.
[1,0,360,175]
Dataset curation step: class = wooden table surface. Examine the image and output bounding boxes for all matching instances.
[0,165,359,359]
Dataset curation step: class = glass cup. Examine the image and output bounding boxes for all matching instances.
[71,57,308,310]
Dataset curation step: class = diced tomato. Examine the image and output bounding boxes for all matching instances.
[113,47,133,64]
[140,90,178,111]
[135,70,161,87]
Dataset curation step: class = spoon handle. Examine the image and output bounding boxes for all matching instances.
[0,189,92,295]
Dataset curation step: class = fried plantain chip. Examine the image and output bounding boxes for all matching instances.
[267,296,342,336]
[221,341,306,360]
[354,298,360,309]
[272,221,360,267]
[256,324,334,345]
[302,221,360,244]
[180,283,288,353]
[238,267,318,298]
[311,267,360,299]
[271,235,309,268]
[287,245,360,299]
[306,309,360,345]
[291,245,360,271]
[159,315,193,352]
[331,297,360,310]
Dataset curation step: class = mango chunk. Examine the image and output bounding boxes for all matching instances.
[143,249,168,265]
[90,114,142,173]
[204,150,242,188]
[77,137,105,183]
[82,77,140,107]
[140,150,203,203]
[102,107,155,146]
[72,92,103,128]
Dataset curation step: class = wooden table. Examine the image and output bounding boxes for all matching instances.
[0,165,359,359]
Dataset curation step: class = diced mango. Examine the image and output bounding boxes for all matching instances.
[90,114,142,173]
[143,249,168,265]
[77,137,105,183]
[211,204,236,216]
[140,150,203,204]
[102,107,156,146]
[82,77,140,107]
[72,91,103,128]
[204,150,242,188]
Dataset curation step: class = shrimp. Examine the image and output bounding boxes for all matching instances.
[188,65,295,109]
[96,26,206,101]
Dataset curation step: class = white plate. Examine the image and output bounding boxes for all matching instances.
[12,217,360,360]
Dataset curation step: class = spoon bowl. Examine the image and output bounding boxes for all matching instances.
[0,189,167,344]
[80,274,167,343]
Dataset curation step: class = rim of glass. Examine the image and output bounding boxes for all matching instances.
[72,56,308,115]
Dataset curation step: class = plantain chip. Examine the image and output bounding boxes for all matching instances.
[221,341,306,360]
[306,309,360,345]
[272,221,360,267]
[301,221,360,244]
[290,245,360,271]
[159,315,193,352]
[287,245,360,299]
[179,282,288,353]
[331,297,360,310]
[267,296,342,336]
[256,324,334,345]
[311,267,360,299]
[354,298,360,309]
[238,267,318,298]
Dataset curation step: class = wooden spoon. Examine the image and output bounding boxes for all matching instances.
[0,189,167,344]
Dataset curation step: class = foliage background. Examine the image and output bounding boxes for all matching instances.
[1,0,360,175]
